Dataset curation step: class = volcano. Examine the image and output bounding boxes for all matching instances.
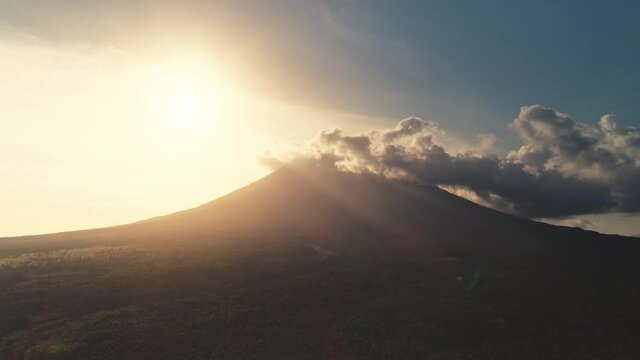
[2,164,639,359]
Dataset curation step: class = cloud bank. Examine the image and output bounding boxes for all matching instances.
[267,105,640,219]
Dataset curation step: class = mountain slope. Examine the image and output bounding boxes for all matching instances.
[3,164,630,256]
[1,164,639,359]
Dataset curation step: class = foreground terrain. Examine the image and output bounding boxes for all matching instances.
[1,165,639,359]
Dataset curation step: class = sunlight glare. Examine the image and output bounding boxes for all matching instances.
[142,54,233,139]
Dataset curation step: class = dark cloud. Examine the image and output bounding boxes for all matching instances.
[269,105,640,219]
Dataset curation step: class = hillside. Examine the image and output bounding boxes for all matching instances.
[1,164,639,359]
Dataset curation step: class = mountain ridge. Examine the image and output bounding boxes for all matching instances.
[0,164,632,243]
[1,164,635,262]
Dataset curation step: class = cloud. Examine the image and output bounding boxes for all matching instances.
[537,217,597,231]
[267,105,640,219]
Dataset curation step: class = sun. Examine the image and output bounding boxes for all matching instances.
[141,54,231,137]
[163,79,208,122]
[173,93,201,117]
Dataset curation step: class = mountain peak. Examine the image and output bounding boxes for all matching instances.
[2,164,634,260]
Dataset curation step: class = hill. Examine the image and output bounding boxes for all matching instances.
[1,164,639,359]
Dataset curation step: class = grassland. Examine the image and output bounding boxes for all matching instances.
[1,234,640,359]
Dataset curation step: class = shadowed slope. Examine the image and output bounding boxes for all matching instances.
[1,163,633,259]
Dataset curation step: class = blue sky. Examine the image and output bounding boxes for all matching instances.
[340,1,640,137]
[263,0,640,144]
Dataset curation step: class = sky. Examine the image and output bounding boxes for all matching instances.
[1,0,639,236]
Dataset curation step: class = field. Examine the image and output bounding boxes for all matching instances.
[2,233,640,359]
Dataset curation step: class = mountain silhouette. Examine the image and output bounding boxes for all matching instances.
[1,163,640,359]
[6,162,633,255]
